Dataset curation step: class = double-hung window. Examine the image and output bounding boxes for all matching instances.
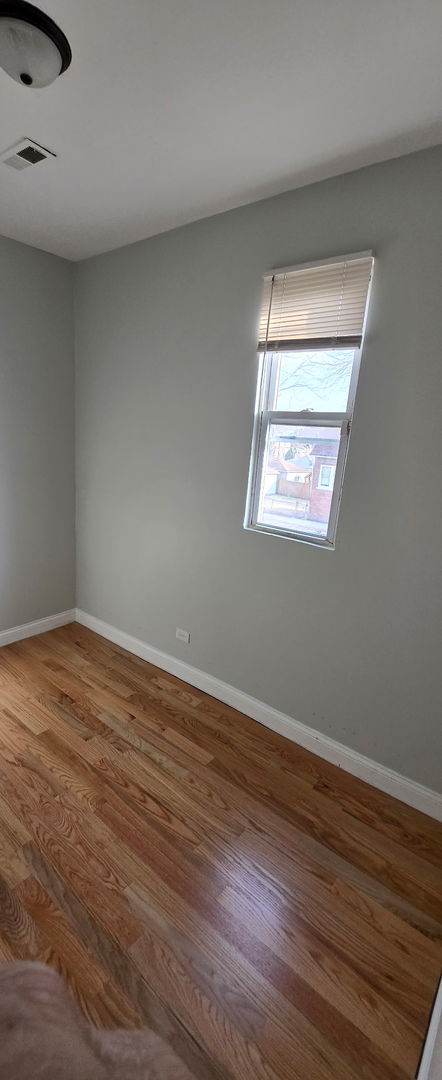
[245,252,373,547]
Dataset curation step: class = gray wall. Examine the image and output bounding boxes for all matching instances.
[0,237,75,628]
[74,146,442,791]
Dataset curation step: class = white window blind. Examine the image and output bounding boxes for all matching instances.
[259,255,373,350]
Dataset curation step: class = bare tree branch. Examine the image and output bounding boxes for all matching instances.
[278,351,352,403]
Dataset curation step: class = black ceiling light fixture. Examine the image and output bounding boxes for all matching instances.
[0,1,71,88]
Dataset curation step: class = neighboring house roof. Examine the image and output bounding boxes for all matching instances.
[268,456,312,475]
[285,456,313,471]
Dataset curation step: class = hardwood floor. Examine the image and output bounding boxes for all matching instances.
[0,622,440,1079]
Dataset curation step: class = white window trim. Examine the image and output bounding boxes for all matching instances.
[244,251,373,549]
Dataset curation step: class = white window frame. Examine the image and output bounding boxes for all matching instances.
[245,251,373,549]
[317,464,336,491]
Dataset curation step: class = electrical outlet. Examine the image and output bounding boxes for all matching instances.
[176,627,190,644]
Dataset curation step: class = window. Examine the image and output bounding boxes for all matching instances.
[245,252,373,547]
[318,464,335,491]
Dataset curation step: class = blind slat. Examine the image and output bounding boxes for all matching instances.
[258,256,373,345]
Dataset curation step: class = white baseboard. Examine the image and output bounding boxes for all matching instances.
[0,609,76,648]
[75,609,442,822]
[417,976,442,1080]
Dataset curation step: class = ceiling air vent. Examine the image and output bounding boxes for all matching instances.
[1,137,56,170]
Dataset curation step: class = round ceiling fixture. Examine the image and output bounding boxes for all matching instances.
[0,1,71,88]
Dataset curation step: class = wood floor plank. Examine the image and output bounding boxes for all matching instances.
[81,975,146,1029]
[125,880,408,1080]
[0,870,47,959]
[130,929,282,1080]
[122,670,440,857]
[24,844,230,1080]
[200,831,442,987]
[143,669,442,866]
[16,874,108,995]
[207,755,442,919]
[0,768,142,950]
[199,842,438,1032]
[128,889,344,1080]
[0,825,29,887]
[99,676,441,908]
[218,883,421,1073]
[93,743,241,845]
[0,622,440,1080]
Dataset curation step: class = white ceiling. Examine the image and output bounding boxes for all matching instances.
[0,0,441,261]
